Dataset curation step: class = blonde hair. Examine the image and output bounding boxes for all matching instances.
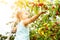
[16,11,21,19]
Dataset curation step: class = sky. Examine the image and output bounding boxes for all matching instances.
[0,0,16,35]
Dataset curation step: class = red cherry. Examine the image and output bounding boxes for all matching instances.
[38,3,44,7]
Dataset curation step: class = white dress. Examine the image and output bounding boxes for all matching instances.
[14,21,29,40]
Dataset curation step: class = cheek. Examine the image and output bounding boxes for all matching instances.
[22,15,28,18]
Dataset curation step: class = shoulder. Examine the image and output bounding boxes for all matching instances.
[22,19,30,27]
[18,20,26,27]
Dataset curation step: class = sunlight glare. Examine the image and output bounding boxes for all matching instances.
[0,0,16,35]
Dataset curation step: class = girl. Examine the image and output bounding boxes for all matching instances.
[12,10,46,40]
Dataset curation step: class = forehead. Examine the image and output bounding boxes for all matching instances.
[16,11,22,17]
[21,11,29,15]
[17,9,29,15]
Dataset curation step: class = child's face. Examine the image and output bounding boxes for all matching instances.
[16,11,29,20]
[21,12,29,20]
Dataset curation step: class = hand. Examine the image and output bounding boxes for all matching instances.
[11,27,17,33]
[39,11,47,15]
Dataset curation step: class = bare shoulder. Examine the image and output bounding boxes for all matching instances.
[22,19,31,26]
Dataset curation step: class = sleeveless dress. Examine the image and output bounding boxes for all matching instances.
[14,21,29,40]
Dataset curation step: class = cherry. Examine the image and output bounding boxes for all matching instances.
[37,3,44,7]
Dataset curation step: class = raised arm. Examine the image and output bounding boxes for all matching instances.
[23,12,46,26]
